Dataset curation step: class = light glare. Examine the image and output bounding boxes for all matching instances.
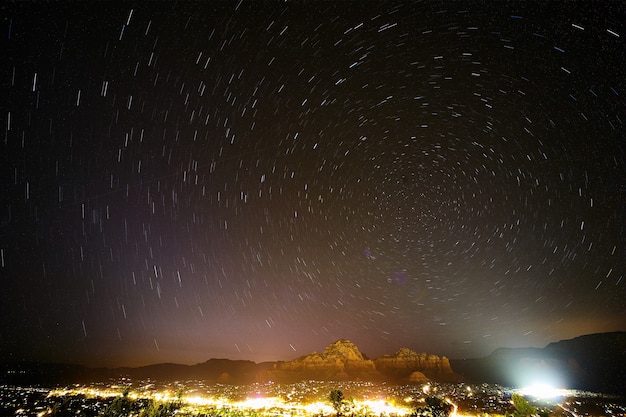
[517,384,569,399]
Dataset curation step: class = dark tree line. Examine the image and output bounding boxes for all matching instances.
[411,396,453,417]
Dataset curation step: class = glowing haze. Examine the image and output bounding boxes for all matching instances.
[0,2,624,367]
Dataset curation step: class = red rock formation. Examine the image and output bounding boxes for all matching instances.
[260,339,378,382]
[258,340,462,383]
[375,347,453,373]
[408,371,429,383]
[374,347,461,382]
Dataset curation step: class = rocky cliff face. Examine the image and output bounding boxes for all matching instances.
[374,347,460,382]
[374,347,454,373]
[260,339,461,383]
[323,339,369,361]
[262,339,379,382]
[278,340,376,371]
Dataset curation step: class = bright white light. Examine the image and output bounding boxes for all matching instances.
[302,401,334,415]
[360,399,412,416]
[517,384,570,399]
[184,395,224,407]
[238,397,284,409]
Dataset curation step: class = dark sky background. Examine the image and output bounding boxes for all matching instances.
[1,2,624,368]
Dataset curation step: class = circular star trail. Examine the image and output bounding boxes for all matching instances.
[1,2,624,367]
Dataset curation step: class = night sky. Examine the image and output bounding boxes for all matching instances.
[1,2,624,368]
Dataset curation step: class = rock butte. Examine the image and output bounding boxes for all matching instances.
[261,339,463,383]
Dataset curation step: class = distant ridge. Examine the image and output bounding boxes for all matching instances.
[450,331,626,395]
[2,333,624,394]
[0,339,459,386]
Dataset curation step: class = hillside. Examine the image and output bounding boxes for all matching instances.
[0,339,460,385]
[450,331,626,395]
[3,333,623,393]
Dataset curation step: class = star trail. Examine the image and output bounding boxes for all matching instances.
[1,2,624,368]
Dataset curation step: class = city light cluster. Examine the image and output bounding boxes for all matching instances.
[47,386,416,416]
[8,381,624,417]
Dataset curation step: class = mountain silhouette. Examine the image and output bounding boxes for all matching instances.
[450,331,626,395]
[2,332,624,394]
